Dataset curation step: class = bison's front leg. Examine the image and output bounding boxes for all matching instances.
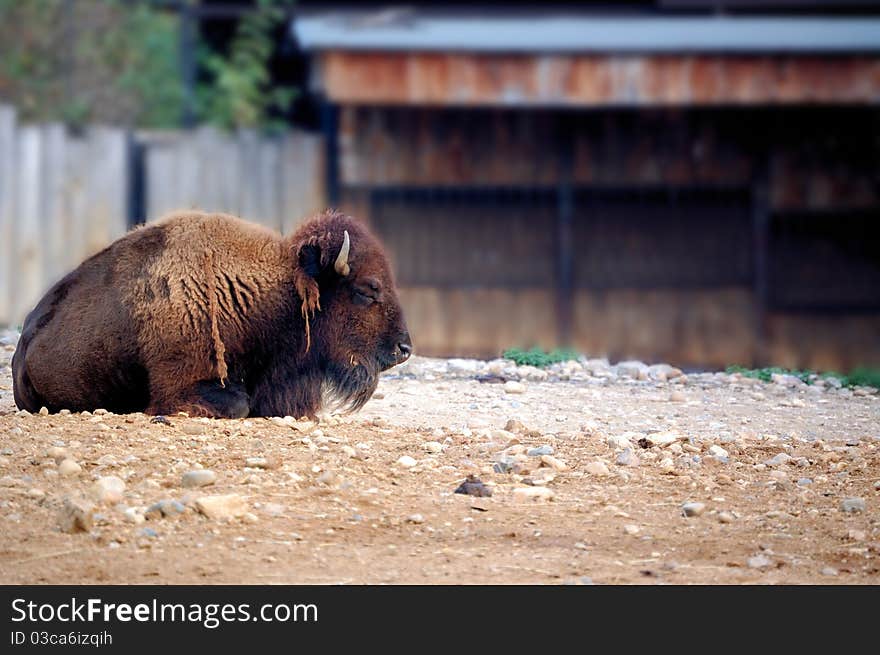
[147,379,250,419]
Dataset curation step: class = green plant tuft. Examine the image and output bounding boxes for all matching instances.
[725,365,880,390]
[502,347,580,368]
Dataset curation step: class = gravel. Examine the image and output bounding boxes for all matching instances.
[2,339,878,585]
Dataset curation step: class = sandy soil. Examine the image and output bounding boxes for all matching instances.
[0,340,878,585]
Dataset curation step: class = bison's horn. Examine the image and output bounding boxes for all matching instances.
[335,229,351,276]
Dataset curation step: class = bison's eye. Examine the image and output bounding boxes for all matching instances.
[353,278,382,306]
[353,289,376,306]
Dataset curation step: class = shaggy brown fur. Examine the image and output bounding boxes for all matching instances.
[12,210,412,418]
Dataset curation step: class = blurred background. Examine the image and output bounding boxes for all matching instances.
[1,1,879,372]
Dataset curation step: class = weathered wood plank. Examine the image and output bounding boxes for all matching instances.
[0,106,16,325]
[281,131,325,234]
[15,126,43,323]
[41,123,67,286]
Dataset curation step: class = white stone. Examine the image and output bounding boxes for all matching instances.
[504,381,526,394]
[396,455,417,468]
[195,494,249,520]
[57,459,81,476]
[645,431,678,447]
[764,453,792,467]
[88,476,126,504]
[513,487,555,502]
[606,435,632,450]
[540,455,568,471]
[181,469,217,488]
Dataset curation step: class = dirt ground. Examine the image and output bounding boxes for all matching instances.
[1,337,878,585]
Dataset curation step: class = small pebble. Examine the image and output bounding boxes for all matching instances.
[396,455,417,468]
[454,475,492,497]
[718,511,735,524]
[195,494,248,520]
[513,487,555,502]
[47,446,67,463]
[504,381,526,394]
[748,554,772,569]
[540,455,568,471]
[423,441,443,453]
[606,435,632,450]
[764,453,792,467]
[840,497,865,513]
[182,469,217,488]
[59,497,94,533]
[406,514,425,524]
[57,459,82,476]
[616,448,640,467]
[681,502,706,517]
[88,476,126,504]
[123,507,145,524]
[244,456,281,470]
[527,445,554,457]
[585,461,610,476]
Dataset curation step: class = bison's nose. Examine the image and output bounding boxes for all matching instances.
[398,342,412,359]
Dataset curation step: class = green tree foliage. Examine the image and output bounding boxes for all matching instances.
[0,0,183,128]
[197,0,296,130]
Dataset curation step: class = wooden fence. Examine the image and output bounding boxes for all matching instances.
[140,126,323,233]
[0,104,324,326]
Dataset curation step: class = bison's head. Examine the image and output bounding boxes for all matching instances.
[290,211,411,411]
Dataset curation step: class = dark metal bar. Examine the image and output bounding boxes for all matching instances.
[127,133,146,228]
[751,163,771,367]
[321,102,340,207]
[555,122,575,347]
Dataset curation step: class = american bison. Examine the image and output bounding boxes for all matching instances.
[12,210,412,419]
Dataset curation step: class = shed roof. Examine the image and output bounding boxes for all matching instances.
[293,10,880,53]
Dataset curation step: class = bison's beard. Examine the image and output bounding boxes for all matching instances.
[322,355,380,413]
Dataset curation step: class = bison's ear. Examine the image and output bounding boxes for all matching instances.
[298,243,323,280]
[296,229,350,280]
